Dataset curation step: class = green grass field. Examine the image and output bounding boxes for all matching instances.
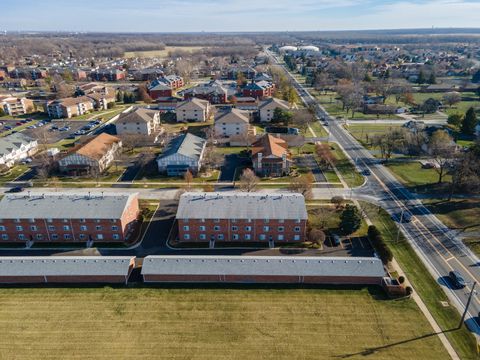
[361,202,477,359]
[385,161,451,188]
[0,287,451,359]
[329,143,364,187]
[346,124,403,147]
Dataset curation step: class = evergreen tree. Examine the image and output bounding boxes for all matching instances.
[417,70,426,84]
[339,204,362,235]
[461,107,477,135]
[428,72,436,84]
[116,90,124,103]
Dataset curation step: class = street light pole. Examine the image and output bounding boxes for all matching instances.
[396,209,404,243]
[459,281,477,329]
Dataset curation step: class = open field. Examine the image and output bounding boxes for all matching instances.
[360,202,478,359]
[0,287,450,359]
[423,198,480,256]
[124,46,207,58]
[346,124,403,147]
[385,161,451,189]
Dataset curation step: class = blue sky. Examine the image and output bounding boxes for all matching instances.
[2,0,480,32]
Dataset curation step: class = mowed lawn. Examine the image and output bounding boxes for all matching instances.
[0,287,449,359]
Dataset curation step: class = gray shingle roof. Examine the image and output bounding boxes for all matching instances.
[0,192,138,220]
[0,256,134,276]
[158,133,206,160]
[0,133,35,157]
[116,107,158,124]
[177,192,308,220]
[142,255,385,278]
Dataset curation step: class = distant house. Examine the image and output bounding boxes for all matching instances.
[176,98,211,122]
[84,86,116,110]
[258,97,290,122]
[183,80,229,104]
[242,80,275,99]
[234,97,258,111]
[226,66,257,80]
[133,68,165,81]
[91,68,125,82]
[0,133,38,168]
[115,108,161,136]
[0,95,34,116]
[252,134,292,177]
[148,75,184,99]
[46,96,94,119]
[214,108,250,138]
[156,133,206,176]
[58,133,122,175]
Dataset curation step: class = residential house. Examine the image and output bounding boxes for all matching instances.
[251,134,292,177]
[176,98,211,122]
[226,66,257,80]
[0,133,38,168]
[214,108,250,138]
[234,97,258,111]
[176,192,308,243]
[148,75,184,99]
[46,96,94,119]
[91,69,126,82]
[258,97,290,122]
[156,133,206,176]
[58,133,122,175]
[0,192,139,243]
[242,80,275,99]
[115,107,161,136]
[0,95,34,116]
[183,80,229,104]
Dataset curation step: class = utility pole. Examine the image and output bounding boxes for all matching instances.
[396,209,404,243]
[459,281,477,329]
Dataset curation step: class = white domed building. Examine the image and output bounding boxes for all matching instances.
[279,46,298,53]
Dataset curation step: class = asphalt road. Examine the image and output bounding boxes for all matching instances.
[267,49,480,335]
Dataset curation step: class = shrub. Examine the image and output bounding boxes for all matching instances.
[308,229,326,244]
[398,276,405,284]
[405,286,413,296]
[367,225,393,265]
[339,204,362,235]
[331,196,345,209]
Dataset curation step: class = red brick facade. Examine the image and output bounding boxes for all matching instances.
[178,218,306,243]
[0,195,140,243]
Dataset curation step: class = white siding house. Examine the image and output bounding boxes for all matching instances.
[0,133,38,167]
[214,108,250,138]
[176,98,211,122]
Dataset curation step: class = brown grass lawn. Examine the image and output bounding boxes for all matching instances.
[0,287,449,359]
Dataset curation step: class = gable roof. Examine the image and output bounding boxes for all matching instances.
[259,97,290,111]
[117,108,158,124]
[74,133,121,161]
[49,96,93,107]
[176,97,210,111]
[177,192,308,220]
[215,108,249,124]
[0,133,36,157]
[252,134,290,158]
[158,133,206,161]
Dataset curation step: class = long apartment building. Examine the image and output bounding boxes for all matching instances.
[0,192,140,243]
[46,96,94,119]
[176,192,308,243]
[0,95,34,116]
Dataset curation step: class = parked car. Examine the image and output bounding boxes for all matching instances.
[362,169,371,176]
[5,186,24,193]
[449,271,466,289]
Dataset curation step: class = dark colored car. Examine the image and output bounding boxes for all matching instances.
[6,186,24,193]
[362,169,371,176]
[449,271,466,289]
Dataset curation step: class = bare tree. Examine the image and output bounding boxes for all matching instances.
[315,143,336,169]
[238,168,259,192]
[429,130,456,184]
[183,169,193,190]
[442,92,461,108]
[288,172,314,200]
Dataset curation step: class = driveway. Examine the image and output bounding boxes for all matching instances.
[219,154,251,182]
[295,155,327,182]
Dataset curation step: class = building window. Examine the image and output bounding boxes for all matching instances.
[97,234,104,240]
[64,234,71,240]
[112,226,118,231]
[294,227,301,232]
[47,219,53,223]
[48,225,55,231]
[96,225,102,231]
[80,225,87,231]
[29,218,35,223]
[1,234,8,240]
[63,219,68,223]
[264,219,269,223]
[184,234,190,240]
[295,219,301,223]
[199,225,206,231]
[231,219,237,223]
[278,235,284,241]
[245,226,252,231]
[80,219,86,223]
[15,226,23,231]
[247,219,252,223]
[214,226,220,231]
[214,218,220,223]
[259,234,266,241]
[36,234,43,240]
[113,234,120,240]
[63,225,70,231]
[232,234,239,240]
[200,218,205,222]
[294,235,300,241]
[0,226,5,231]
[79,234,86,240]
[30,226,37,231]
[18,234,25,240]
[14,219,20,223]
[263,226,270,232]
[232,226,238,231]
[199,234,206,240]
[278,226,284,232]
[95,219,101,223]
[244,234,251,240]
[217,234,224,240]
[111,219,116,223]
[51,234,58,240]
[183,225,190,231]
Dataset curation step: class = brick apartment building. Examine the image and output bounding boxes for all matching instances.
[0,192,140,243]
[176,192,308,244]
[242,80,276,99]
[148,75,184,99]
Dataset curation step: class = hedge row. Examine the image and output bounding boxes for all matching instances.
[368,225,393,265]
